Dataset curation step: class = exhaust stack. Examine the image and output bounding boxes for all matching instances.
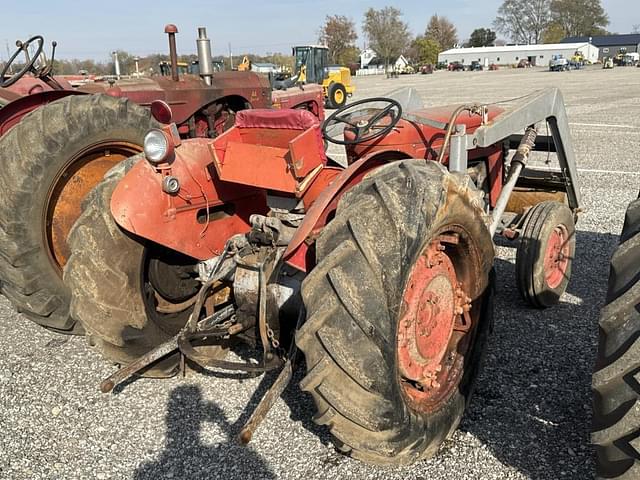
[196,27,214,86]
[164,24,179,82]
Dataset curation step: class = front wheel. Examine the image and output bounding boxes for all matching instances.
[516,201,576,308]
[326,82,347,109]
[296,160,495,464]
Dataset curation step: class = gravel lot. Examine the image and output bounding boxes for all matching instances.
[1,66,640,480]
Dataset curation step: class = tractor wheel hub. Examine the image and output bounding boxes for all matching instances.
[397,238,472,413]
[544,225,570,289]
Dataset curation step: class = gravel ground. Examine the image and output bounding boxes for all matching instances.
[1,66,640,480]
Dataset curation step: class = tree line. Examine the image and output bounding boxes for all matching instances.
[320,0,611,69]
[28,51,295,77]
[5,0,613,76]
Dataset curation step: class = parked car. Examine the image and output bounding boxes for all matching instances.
[469,61,484,71]
[448,62,465,71]
[517,59,531,68]
[420,64,434,74]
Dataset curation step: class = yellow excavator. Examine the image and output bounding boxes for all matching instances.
[283,45,354,109]
[237,56,251,72]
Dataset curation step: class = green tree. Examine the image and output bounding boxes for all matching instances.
[466,28,497,47]
[336,46,360,65]
[494,0,552,44]
[550,0,609,37]
[542,22,566,43]
[319,15,358,65]
[425,14,458,50]
[411,36,441,64]
[110,50,135,75]
[363,6,411,70]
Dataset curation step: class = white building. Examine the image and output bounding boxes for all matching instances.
[438,42,599,67]
[359,48,410,74]
[393,55,410,71]
[360,48,377,68]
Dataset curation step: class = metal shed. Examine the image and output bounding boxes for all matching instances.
[562,34,640,60]
[438,43,599,67]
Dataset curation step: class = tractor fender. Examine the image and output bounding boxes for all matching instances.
[284,151,408,271]
[0,89,86,137]
[111,139,268,260]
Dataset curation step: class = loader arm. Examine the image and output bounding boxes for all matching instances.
[468,88,581,210]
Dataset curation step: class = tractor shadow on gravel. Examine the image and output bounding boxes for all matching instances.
[458,229,617,479]
[134,384,276,480]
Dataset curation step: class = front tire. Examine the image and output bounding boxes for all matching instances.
[327,83,347,109]
[516,201,576,308]
[592,194,640,478]
[296,160,494,464]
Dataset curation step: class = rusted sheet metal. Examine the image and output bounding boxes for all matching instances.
[271,84,325,121]
[2,76,73,97]
[97,73,272,126]
[111,139,268,260]
[0,89,21,104]
[47,141,140,267]
[505,189,566,215]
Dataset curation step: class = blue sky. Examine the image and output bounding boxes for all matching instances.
[2,0,637,62]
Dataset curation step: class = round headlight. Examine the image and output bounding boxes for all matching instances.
[144,129,170,164]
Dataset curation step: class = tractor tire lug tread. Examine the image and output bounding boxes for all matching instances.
[592,192,640,479]
[63,155,187,375]
[0,94,156,334]
[297,160,494,464]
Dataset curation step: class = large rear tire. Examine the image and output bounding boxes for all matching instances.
[63,156,195,374]
[592,194,640,478]
[296,160,495,464]
[0,94,156,333]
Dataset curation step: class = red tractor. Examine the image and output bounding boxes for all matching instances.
[0,25,323,335]
[63,87,580,464]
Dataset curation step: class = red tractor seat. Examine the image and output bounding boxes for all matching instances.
[235,108,320,130]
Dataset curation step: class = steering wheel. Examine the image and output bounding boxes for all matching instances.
[322,97,402,145]
[0,36,45,88]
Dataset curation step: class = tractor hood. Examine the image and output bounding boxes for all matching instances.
[79,72,272,125]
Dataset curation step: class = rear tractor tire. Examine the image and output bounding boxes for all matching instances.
[0,94,157,333]
[64,156,201,375]
[592,194,640,479]
[326,82,347,109]
[516,201,576,308]
[296,160,495,464]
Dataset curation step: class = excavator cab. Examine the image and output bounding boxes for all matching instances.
[293,46,328,84]
[292,45,354,109]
